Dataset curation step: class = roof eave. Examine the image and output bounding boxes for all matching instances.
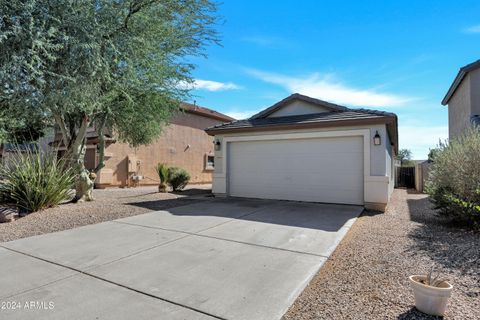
[442,59,480,106]
[183,107,234,122]
[206,116,395,135]
[442,70,466,106]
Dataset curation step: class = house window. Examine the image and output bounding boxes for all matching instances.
[205,154,215,171]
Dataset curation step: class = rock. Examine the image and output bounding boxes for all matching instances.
[0,210,12,223]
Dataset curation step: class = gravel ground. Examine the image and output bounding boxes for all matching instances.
[285,189,479,320]
[0,185,211,243]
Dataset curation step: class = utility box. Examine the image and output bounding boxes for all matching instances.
[95,168,113,188]
[127,154,138,173]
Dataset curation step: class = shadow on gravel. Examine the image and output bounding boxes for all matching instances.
[405,195,480,293]
[171,188,213,197]
[127,198,203,211]
[397,307,443,320]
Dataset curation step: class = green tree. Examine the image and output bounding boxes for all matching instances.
[0,110,47,143]
[397,148,413,166]
[0,0,219,201]
[428,148,440,162]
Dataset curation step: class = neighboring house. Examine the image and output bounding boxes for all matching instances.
[206,93,398,211]
[442,59,480,139]
[53,103,234,188]
[0,143,37,164]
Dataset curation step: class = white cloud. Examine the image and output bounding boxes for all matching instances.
[398,125,448,159]
[194,79,241,91]
[224,109,262,120]
[246,69,412,108]
[178,79,241,92]
[463,25,480,33]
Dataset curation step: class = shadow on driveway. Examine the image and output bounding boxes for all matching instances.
[127,196,362,232]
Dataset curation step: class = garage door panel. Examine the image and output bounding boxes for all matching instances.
[228,136,364,205]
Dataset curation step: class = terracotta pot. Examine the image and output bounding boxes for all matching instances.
[409,275,453,316]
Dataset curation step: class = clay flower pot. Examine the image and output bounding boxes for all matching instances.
[409,275,453,316]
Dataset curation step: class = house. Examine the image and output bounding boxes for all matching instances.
[54,103,234,188]
[442,59,480,139]
[205,93,398,211]
[0,143,37,164]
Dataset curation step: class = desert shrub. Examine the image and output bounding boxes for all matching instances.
[167,167,190,191]
[425,127,480,228]
[0,147,75,213]
[155,163,169,184]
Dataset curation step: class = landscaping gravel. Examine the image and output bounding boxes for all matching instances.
[285,189,479,320]
[0,185,211,243]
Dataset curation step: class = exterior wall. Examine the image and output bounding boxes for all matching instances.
[212,123,393,210]
[469,68,480,117]
[95,112,222,187]
[448,73,471,139]
[385,133,395,198]
[267,100,333,117]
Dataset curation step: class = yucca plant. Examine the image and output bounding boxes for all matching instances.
[0,146,75,213]
[155,163,169,192]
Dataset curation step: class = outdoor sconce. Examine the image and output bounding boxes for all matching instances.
[373,131,381,146]
[214,139,221,151]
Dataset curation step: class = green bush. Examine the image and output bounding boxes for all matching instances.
[167,167,190,191]
[425,127,480,228]
[0,147,75,213]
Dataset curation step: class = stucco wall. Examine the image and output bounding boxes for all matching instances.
[448,73,471,139]
[385,132,395,198]
[95,113,221,187]
[211,123,393,208]
[468,68,480,116]
[267,100,333,117]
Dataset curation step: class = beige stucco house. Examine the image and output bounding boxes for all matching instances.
[54,103,233,188]
[442,59,480,139]
[206,94,398,211]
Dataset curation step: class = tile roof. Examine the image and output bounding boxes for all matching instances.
[205,93,398,153]
[206,110,394,131]
[206,93,396,133]
[181,102,234,122]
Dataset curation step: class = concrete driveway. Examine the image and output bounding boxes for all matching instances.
[0,198,362,320]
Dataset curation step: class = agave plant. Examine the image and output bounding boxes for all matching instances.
[155,163,169,192]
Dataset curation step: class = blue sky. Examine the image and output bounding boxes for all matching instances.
[187,1,480,159]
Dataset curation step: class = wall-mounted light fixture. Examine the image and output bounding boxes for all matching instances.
[373,131,381,146]
[213,139,221,151]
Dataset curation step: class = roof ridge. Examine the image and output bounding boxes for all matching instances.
[180,102,235,121]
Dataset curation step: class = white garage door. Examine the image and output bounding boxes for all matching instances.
[227,136,364,205]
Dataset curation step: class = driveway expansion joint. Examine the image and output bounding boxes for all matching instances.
[0,245,227,320]
[113,220,329,259]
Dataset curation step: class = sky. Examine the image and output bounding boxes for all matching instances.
[187,1,480,159]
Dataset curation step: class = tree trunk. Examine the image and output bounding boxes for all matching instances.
[54,114,95,202]
[73,140,95,202]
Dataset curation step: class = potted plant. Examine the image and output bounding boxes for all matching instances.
[155,163,169,193]
[409,266,453,316]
